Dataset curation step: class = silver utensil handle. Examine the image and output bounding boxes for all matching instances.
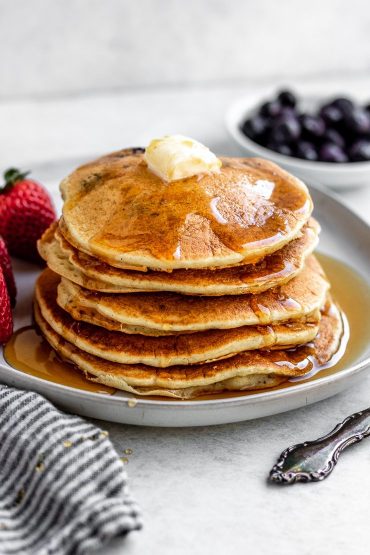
[269,408,370,484]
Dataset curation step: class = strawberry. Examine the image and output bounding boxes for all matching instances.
[0,235,16,307]
[0,267,13,344]
[0,168,56,263]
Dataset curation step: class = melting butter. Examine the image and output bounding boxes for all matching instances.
[144,135,222,182]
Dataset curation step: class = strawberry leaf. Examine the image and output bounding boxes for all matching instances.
[1,168,30,193]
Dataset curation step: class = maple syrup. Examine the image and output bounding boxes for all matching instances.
[308,253,370,378]
[4,326,115,395]
[3,253,369,400]
[62,152,311,266]
[195,253,370,400]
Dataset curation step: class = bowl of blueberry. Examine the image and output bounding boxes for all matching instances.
[226,89,370,188]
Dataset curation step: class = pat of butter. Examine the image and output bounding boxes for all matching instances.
[144,135,222,182]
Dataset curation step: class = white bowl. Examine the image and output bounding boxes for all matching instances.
[226,94,370,189]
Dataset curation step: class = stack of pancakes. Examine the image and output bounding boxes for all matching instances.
[35,149,343,399]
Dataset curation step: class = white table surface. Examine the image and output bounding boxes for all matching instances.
[1,78,370,555]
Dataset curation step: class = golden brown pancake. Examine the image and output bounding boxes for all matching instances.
[35,269,320,367]
[38,224,140,294]
[60,149,312,270]
[56,255,329,333]
[57,291,320,337]
[31,145,344,400]
[38,218,319,296]
[34,298,343,399]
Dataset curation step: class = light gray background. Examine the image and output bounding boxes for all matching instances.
[1,0,370,99]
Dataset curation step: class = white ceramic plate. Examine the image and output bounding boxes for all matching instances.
[0,162,369,427]
[226,93,370,189]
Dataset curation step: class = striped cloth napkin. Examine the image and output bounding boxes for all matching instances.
[0,385,142,554]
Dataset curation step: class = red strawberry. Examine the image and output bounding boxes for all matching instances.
[0,235,16,307]
[0,267,13,344]
[0,168,56,263]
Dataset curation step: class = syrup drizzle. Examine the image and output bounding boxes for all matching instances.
[63,154,311,264]
[4,326,115,395]
[289,307,350,382]
[2,254,369,400]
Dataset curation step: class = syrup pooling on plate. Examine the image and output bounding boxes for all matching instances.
[250,299,348,382]
[289,302,350,382]
[243,254,369,394]
[3,255,367,400]
[115,254,364,396]
[62,153,311,266]
[4,326,115,394]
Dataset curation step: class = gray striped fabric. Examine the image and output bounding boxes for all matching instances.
[0,385,142,554]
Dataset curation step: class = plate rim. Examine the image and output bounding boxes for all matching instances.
[1,344,370,410]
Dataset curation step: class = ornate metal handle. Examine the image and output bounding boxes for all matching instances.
[269,408,370,484]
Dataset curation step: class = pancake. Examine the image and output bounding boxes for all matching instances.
[35,269,320,367]
[57,291,320,337]
[60,149,312,270]
[56,255,329,333]
[38,218,319,296]
[38,224,139,294]
[38,218,319,295]
[54,299,189,336]
[34,298,344,399]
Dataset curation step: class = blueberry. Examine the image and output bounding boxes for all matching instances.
[277,90,297,108]
[278,106,297,119]
[323,128,345,149]
[344,108,370,134]
[320,104,343,126]
[270,115,301,144]
[319,143,348,163]
[267,143,292,156]
[300,114,326,138]
[332,97,355,116]
[241,116,268,141]
[349,139,370,161]
[259,100,281,118]
[295,141,318,161]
